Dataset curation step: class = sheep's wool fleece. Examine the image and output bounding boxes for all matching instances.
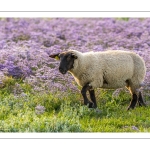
[69,50,146,89]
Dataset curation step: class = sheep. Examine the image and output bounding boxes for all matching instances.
[49,50,146,110]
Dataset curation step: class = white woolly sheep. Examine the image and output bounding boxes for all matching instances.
[49,50,146,110]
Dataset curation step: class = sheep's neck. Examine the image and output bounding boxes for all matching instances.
[69,57,90,86]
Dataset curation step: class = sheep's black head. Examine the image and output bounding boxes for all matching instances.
[49,51,77,74]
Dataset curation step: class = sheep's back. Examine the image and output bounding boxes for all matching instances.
[94,50,135,88]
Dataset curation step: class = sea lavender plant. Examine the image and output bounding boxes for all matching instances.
[0,18,150,94]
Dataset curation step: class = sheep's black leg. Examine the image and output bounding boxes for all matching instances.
[138,91,146,107]
[89,89,97,108]
[127,93,138,110]
[81,84,93,108]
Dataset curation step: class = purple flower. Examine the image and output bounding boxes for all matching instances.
[0,18,150,93]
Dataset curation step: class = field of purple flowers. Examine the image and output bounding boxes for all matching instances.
[0,18,150,94]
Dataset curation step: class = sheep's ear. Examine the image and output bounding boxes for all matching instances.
[71,53,77,59]
[49,53,60,60]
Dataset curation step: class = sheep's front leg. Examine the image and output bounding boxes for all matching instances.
[81,84,94,108]
[89,89,97,108]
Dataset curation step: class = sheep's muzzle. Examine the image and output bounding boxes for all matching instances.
[59,67,67,74]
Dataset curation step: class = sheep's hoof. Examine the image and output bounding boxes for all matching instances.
[88,102,94,108]
[127,106,135,110]
[127,107,131,111]
[88,102,97,109]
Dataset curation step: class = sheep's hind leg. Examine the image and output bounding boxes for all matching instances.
[89,89,97,108]
[81,84,94,108]
[138,91,146,107]
[127,93,138,110]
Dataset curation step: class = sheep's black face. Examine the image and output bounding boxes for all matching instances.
[49,51,77,74]
[59,52,77,74]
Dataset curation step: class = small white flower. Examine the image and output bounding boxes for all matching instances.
[112,88,122,98]
[131,126,139,131]
[21,92,27,97]
[35,105,46,114]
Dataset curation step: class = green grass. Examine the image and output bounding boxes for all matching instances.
[0,77,150,132]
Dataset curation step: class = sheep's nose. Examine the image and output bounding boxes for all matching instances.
[59,67,63,72]
[59,67,66,74]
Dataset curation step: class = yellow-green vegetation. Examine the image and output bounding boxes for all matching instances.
[0,77,150,132]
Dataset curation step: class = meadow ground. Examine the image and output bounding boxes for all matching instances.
[0,77,150,132]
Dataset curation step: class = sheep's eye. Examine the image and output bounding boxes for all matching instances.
[67,55,71,61]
